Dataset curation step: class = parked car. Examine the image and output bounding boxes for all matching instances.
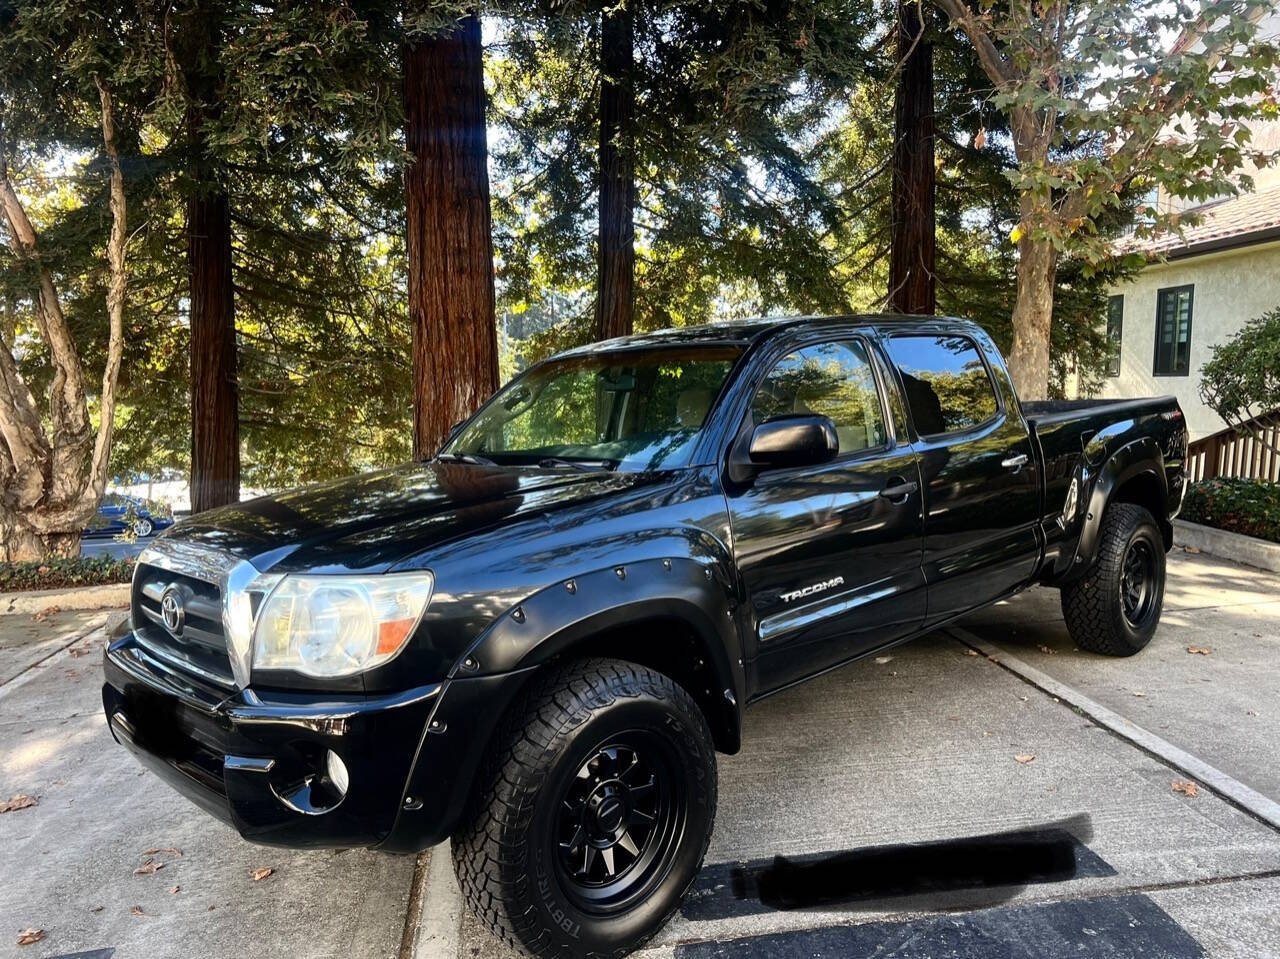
[84,494,173,538]
[103,315,1186,958]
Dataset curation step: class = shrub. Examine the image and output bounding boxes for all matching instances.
[0,556,136,593]
[1181,479,1280,544]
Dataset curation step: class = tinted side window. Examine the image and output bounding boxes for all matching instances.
[752,340,886,454]
[886,335,999,436]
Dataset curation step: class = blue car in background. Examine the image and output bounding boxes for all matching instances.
[84,494,174,539]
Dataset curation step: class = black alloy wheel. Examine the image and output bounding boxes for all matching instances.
[1120,538,1158,629]
[554,734,685,914]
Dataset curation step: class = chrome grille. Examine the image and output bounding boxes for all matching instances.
[131,539,242,689]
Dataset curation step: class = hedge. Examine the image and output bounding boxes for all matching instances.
[0,556,136,593]
[1181,478,1280,544]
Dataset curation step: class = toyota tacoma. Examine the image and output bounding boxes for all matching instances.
[103,315,1187,958]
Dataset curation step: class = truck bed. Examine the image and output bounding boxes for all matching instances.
[1021,396,1179,429]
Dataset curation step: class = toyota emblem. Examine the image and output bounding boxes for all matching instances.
[159,585,186,637]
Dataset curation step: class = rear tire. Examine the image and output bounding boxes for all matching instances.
[1061,503,1165,656]
[452,658,717,959]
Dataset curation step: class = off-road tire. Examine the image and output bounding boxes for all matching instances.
[452,658,717,959]
[1061,503,1166,656]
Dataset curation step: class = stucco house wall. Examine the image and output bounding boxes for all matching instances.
[1099,239,1280,440]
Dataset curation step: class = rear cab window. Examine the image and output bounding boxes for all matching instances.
[884,335,1000,437]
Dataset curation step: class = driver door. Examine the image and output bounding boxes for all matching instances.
[726,337,926,695]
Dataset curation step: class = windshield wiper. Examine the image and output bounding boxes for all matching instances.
[538,457,613,472]
[436,452,498,466]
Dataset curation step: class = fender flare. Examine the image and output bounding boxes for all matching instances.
[457,556,747,752]
[1065,436,1167,580]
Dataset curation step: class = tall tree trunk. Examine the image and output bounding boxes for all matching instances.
[1007,195,1058,399]
[888,0,935,315]
[594,3,635,341]
[404,14,498,459]
[188,188,239,511]
[180,8,239,513]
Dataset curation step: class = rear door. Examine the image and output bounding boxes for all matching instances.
[881,332,1040,624]
[726,334,926,694]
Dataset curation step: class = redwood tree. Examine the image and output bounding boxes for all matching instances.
[594,2,636,341]
[404,13,499,458]
[176,5,239,511]
[888,0,935,316]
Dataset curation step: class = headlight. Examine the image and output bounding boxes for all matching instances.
[222,567,433,685]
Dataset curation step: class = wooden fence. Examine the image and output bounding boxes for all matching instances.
[1187,411,1280,483]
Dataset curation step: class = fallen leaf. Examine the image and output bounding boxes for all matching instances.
[250,867,273,881]
[16,929,44,946]
[874,656,892,664]
[33,605,61,622]
[0,795,38,814]
[1187,646,1211,655]
[1184,545,1201,554]
[89,906,104,913]
[142,847,182,858]
[168,886,181,895]
[134,858,164,875]
[964,649,979,657]
[1037,645,1056,655]
[1172,780,1199,797]
[130,905,147,917]
[1014,754,1036,764]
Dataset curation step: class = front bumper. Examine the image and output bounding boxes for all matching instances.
[103,631,533,852]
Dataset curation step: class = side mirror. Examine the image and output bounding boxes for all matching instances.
[748,414,839,469]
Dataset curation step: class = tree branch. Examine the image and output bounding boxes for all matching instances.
[932,0,1017,87]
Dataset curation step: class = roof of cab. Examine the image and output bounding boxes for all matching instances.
[557,314,980,356]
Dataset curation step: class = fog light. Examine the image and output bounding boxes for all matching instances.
[326,749,349,797]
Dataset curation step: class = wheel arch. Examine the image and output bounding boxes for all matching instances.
[1065,437,1170,582]
[458,557,746,754]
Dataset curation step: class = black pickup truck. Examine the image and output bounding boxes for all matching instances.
[103,316,1186,958]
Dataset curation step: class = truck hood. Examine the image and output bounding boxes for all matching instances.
[161,462,652,574]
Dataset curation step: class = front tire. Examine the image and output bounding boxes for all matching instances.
[1061,503,1166,656]
[452,658,717,959]
[132,517,154,537]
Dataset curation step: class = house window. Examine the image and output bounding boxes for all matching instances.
[1106,295,1123,377]
[1153,285,1193,376]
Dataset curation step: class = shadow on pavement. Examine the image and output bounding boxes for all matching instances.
[683,813,1111,920]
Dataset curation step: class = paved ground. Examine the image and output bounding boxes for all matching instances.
[0,609,416,959]
[3,547,1277,959]
[440,548,1280,959]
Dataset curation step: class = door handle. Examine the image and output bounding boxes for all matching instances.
[879,478,919,502]
[1001,453,1029,471]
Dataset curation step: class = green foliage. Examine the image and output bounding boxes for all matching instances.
[1181,478,1280,544]
[0,555,135,591]
[936,0,1280,264]
[1199,306,1280,435]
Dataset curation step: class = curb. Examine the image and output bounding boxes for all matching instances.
[1173,519,1280,574]
[2,582,131,615]
[413,842,463,959]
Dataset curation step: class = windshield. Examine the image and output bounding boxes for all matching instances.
[444,346,743,471]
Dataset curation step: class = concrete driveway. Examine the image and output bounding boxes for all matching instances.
[0,610,415,959]
[2,548,1278,959]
